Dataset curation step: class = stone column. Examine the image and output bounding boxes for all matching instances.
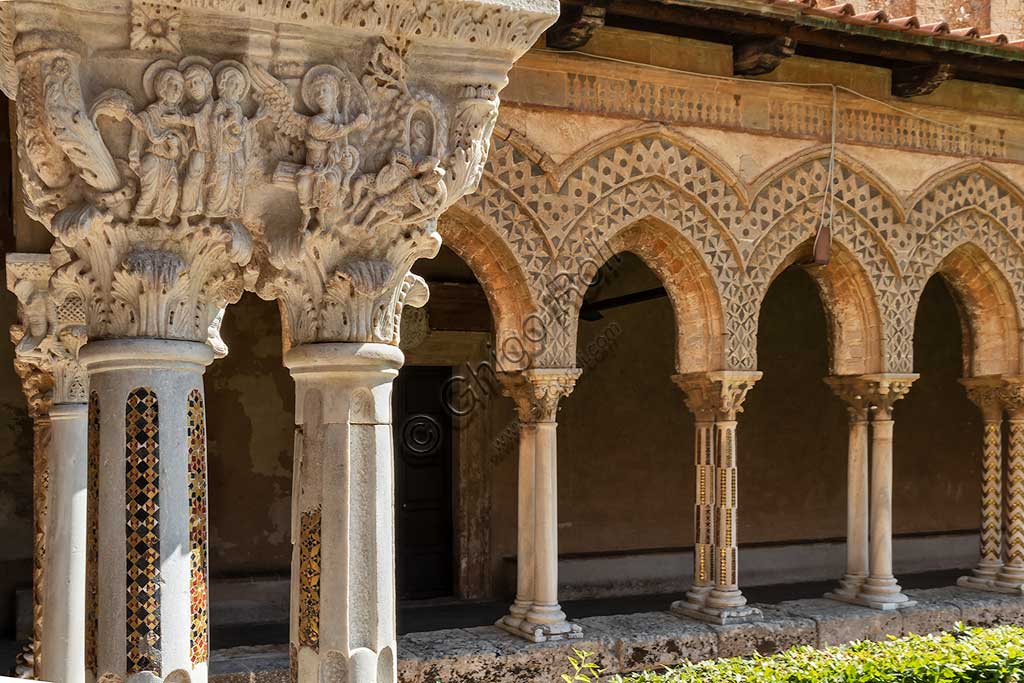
[670,373,719,616]
[856,374,917,610]
[958,377,1006,591]
[825,377,872,601]
[995,379,1024,593]
[495,370,582,642]
[286,343,403,683]
[671,371,761,625]
[8,253,90,683]
[81,339,213,683]
[495,374,538,634]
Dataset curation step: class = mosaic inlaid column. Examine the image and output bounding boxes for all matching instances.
[825,376,872,602]
[495,373,539,634]
[285,343,404,683]
[854,374,917,610]
[671,371,761,625]
[958,377,1006,591]
[670,373,719,617]
[996,379,1024,592]
[80,340,213,683]
[8,253,90,683]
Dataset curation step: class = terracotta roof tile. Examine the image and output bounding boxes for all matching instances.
[771,0,1024,53]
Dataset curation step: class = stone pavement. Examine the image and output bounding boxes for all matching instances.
[210,587,1024,683]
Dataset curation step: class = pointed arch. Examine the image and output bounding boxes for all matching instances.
[564,217,725,375]
[908,162,1024,235]
[439,205,541,372]
[901,209,1024,377]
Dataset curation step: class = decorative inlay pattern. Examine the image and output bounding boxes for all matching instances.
[980,422,1002,565]
[1007,421,1024,570]
[125,388,161,676]
[298,507,322,650]
[187,390,209,664]
[86,392,100,674]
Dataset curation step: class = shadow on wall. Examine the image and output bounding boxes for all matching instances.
[895,275,981,534]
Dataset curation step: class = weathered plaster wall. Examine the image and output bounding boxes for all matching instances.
[0,288,34,638]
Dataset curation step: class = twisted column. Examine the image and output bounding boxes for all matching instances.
[497,370,583,642]
[996,379,1024,593]
[825,377,871,601]
[958,377,1006,591]
[671,371,761,625]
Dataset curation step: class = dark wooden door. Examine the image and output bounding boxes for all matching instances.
[393,366,455,600]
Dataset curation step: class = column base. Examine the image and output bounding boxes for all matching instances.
[957,575,1024,594]
[991,567,1024,594]
[675,604,763,625]
[495,601,531,631]
[499,617,583,643]
[825,573,867,602]
[830,578,917,610]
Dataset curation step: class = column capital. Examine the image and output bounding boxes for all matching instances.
[961,375,1006,422]
[5,0,558,349]
[673,371,762,421]
[7,253,88,406]
[826,373,917,419]
[1001,376,1024,419]
[500,368,581,423]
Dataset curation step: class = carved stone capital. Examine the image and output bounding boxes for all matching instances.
[961,376,1006,422]
[1001,376,1024,420]
[4,0,557,349]
[673,371,762,422]
[826,375,874,422]
[7,253,87,405]
[500,368,581,423]
[848,373,918,420]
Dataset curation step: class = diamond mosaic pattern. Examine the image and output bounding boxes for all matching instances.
[125,387,161,676]
[187,389,209,664]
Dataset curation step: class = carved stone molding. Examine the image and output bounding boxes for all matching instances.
[674,371,762,422]
[501,368,582,423]
[7,253,87,406]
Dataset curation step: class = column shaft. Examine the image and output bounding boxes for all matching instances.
[959,417,1004,588]
[857,412,911,608]
[995,418,1024,589]
[829,413,869,600]
[497,421,536,631]
[287,343,401,683]
[82,339,213,683]
[38,404,88,683]
[705,421,744,609]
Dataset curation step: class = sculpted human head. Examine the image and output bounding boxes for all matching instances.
[184,64,213,102]
[156,69,185,105]
[216,67,246,102]
[312,74,339,112]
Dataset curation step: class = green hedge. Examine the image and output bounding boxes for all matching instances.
[565,625,1024,683]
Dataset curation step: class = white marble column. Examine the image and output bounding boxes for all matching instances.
[8,252,90,683]
[81,339,213,683]
[286,343,402,683]
[498,369,582,643]
[496,374,538,633]
[40,403,88,683]
[858,375,917,610]
[825,377,871,601]
[958,377,1006,591]
[995,379,1024,593]
[671,371,761,625]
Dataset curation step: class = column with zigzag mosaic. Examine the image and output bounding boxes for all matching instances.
[996,379,1024,592]
[959,377,1006,591]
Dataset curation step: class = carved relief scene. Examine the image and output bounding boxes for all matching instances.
[1,0,1024,682]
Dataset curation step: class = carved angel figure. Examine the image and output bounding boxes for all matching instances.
[250,63,370,230]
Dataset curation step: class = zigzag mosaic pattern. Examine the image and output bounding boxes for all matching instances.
[299,507,322,650]
[125,388,161,676]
